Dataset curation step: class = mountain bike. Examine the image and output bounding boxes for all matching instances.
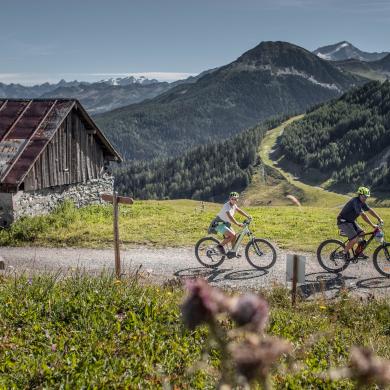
[194,219,277,270]
[317,223,390,277]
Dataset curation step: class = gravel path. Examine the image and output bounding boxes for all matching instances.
[1,246,389,299]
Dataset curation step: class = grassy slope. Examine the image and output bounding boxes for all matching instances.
[0,274,389,388]
[1,200,390,252]
[243,115,349,207]
[245,115,390,207]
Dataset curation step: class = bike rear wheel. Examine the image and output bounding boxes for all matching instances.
[195,237,225,268]
[245,238,277,270]
[373,244,390,277]
[317,239,350,273]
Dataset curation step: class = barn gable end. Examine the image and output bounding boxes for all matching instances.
[0,99,121,225]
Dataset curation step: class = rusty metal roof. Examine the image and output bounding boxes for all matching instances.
[0,99,121,192]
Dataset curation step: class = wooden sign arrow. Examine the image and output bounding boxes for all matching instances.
[101,193,133,205]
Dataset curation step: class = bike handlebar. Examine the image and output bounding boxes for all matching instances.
[243,218,252,226]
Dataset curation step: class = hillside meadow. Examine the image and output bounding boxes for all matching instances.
[1,199,390,252]
[0,273,389,388]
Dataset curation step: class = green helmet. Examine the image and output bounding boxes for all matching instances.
[229,191,239,198]
[357,186,370,197]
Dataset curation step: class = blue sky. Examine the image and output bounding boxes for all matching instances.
[1,0,389,85]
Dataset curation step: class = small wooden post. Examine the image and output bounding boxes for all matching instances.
[101,192,133,279]
[291,254,298,307]
[113,191,121,279]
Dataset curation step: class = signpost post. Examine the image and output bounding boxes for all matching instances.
[101,191,133,279]
[286,254,306,307]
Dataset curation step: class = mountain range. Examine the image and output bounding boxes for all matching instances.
[0,77,175,114]
[313,41,389,62]
[96,41,363,160]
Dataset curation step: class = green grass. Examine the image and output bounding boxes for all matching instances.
[1,200,390,252]
[0,274,389,388]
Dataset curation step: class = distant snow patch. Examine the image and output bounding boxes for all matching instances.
[317,53,331,60]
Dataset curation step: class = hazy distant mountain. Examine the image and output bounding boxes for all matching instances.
[41,81,173,114]
[333,53,390,81]
[374,53,390,74]
[314,41,389,62]
[98,75,159,86]
[96,41,363,160]
[0,79,83,99]
[1,73,211,114]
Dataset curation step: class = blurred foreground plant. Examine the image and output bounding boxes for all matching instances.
[181,279,291,389]
[181,279,390,389]
[328,346,390,389]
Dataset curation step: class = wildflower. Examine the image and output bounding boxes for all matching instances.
[28,278,33,285]
[227,294,269,333]
[51,344,57,352]
[349,346,390,386]
[181,278,227,330]
[230,335,292,383]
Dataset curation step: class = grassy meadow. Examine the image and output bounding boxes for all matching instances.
[1,199,390,252]
[0,273,389,389]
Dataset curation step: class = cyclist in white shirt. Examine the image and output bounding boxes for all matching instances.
[211,191,251,254]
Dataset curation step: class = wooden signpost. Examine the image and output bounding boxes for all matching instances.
[101,192,134,279]
[286,254,306,307]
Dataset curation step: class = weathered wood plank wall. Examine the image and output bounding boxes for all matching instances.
[24,111,105,191]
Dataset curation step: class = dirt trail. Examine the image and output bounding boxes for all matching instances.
[1,246,389,299]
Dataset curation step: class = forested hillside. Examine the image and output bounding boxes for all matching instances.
[114,117,287,201]
[280,81,390,191]
[97,41,362,160]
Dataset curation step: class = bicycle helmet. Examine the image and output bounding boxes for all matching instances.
[229,191,239,198]
[357,186,370,197]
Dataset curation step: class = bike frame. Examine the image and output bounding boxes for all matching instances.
[342,228,387,259]
[230,222,255,254]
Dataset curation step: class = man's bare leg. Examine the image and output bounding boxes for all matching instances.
[344,232,364,255]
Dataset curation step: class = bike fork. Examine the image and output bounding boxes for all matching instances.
[252,239,263,256]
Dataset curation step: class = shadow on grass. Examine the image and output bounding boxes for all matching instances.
[174,267,268,283]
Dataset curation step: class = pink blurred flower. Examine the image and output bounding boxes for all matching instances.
[181,279,227,330]
[230,336,292,382]
[51,344,57,352]
[350,347,390,386]
[228,294,269,333]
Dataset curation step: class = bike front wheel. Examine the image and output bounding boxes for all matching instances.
[317,239,350,273]
[373,244,390,277]
[195,237,225,268]
[245,238,277,270]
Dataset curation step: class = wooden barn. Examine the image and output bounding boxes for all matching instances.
[0,99,121,226]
